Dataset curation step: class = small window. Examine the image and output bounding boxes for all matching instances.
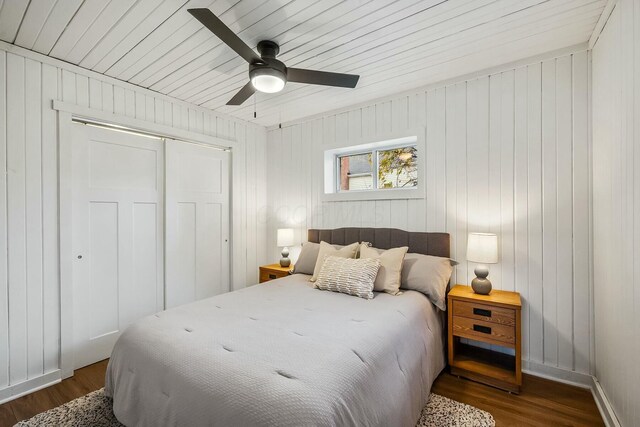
[336,144,417,193]
[323,132,423,201]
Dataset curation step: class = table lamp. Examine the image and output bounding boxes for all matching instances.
[466,232,498,294]
[277,228,295,267]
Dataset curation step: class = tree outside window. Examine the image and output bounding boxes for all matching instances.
[377,146,417,189]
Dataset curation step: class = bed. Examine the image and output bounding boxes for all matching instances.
[105,228,450,427]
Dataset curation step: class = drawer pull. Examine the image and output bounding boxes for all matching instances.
[473,308,492,317]
[269,274,277,279]
[473,324,492,334]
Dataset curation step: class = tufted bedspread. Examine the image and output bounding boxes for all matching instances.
[104,274,446,427]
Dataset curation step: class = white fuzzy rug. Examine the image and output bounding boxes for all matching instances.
[15,388,495,427]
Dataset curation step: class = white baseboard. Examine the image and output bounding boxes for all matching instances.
[0,370,62,405]
[523,360,593,388]
[590,377,622,427]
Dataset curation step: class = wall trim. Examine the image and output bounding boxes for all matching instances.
[523,361,593,388]
[52,100,234,149]
[590,377,622,427]
[266,43,589,131]
[0,370,61,405]
[59,109,74,380]
[586,50,596,378]
[588,0,617,49]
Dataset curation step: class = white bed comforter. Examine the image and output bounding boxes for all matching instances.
[105,274,445,427]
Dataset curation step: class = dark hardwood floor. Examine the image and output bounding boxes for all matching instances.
[0,360,108,427]
[0,361,603,426]
[431,372,604,426]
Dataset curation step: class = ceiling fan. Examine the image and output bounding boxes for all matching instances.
[187,8,360,106]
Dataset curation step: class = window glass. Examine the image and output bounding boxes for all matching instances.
[377,146,418,189]
[338,153,373,191]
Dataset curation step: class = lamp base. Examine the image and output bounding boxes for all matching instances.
[471,264,492,294]
[280,247,291,268]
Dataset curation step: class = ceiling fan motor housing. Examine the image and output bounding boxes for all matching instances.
[250,41,287,92]
[257,40,279,58]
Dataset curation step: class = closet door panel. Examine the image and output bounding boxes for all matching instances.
[71,124,164,369]
[165,140,230,309]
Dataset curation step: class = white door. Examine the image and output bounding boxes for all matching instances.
[71,123,164,369]
[165,139,230,308]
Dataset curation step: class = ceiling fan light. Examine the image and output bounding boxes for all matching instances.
[250,68,286,93]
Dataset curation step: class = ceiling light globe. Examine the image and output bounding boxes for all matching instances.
[250,68,286,93]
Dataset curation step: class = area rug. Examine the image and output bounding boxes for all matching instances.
[15,388,495,427]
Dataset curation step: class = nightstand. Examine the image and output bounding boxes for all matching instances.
[447,285,522,393]
[259,263,293,283]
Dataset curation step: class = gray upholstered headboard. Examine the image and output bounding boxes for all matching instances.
[307,228,450,258]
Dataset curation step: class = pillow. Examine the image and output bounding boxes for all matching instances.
[315,256,380,300]
[293,242,348,275]
[400,253,453,311]
[359,244,408,295]
[292,242,322,275]
[310,241,359,282]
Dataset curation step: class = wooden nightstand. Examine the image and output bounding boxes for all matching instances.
[259,264,293,283]
[447,285,522,393]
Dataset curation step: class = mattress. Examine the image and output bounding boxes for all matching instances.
[104,274,446,427]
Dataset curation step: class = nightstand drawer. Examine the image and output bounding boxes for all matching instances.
[260,271,279,282]
[453,300,516,326]
[260,271,287,282]
[452,315,516,346]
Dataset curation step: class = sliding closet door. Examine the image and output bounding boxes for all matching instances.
[165,139,230,308]
[71,123,164,369]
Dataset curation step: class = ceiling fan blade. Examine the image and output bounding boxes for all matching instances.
[287,68,359,88]
[227,82,256,105]
[188,8,261,64]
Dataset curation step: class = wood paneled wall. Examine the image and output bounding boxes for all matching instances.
[267,50,592,379]
[0,44,267,400]
[592,1,639,426]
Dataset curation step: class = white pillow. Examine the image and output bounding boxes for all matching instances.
[310,241,359,282]
[315,256,380,300]
[359,244,408,295]
[400,253,453,310]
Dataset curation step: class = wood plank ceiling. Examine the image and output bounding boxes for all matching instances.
[0,0,607,126]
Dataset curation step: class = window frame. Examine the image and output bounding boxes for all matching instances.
[321,129,425,202]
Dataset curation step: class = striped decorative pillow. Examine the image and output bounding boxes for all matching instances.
[315,256,381,300]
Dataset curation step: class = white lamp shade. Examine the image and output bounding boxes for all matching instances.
[466,233,498,264]
[277,228,295,247]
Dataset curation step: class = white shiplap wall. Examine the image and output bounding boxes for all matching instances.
[592,1,639,426]
[267,49,592,380]
[0,42,267,401]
